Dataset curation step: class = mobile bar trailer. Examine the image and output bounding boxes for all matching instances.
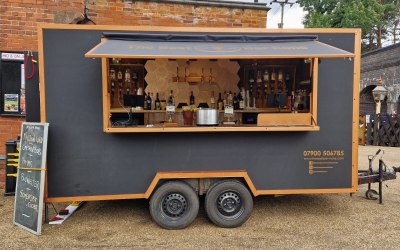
[37,24,361,229]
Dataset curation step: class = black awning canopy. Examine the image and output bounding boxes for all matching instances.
[85,32,354,59]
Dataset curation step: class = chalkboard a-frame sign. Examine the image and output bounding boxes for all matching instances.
[13,122,49,235]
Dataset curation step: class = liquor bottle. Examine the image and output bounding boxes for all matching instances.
[118,82,123,99]
[278,70,284,93]
[132,72,138,94]
[246,90,250,108]
[271,70,276,94]
[285,73,290,83]
[168,90,175,106]
[147,92,152,110]
[155,92,161,110]
[143,93,148,110]
[117,68,123,80]
[151,93,155,110]
[210,91,215,109]
[117,68,123,99]
[125,69,131,94]
[238,92,244,110]
[291,91,295,113]
[240,87,246,109]
[125,69,131,82]
[189,91,195,105]
[110,80,115,98]
[217,92,223,111]
[223,91,227,107]
[109,68,116,80]
[233,93,239,110]
[228,91,233,106]
[256,70,262,85]
[263,69,269,95]
[143,92,147,110]
[249,70,255,97]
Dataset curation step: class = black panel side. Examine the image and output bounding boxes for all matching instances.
[42,29,356,198]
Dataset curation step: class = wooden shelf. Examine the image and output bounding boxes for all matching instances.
[109,63,144,67]
[109,108,302,114]
[106,125,320,133]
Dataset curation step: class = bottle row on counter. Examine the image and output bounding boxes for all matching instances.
[116,89,309,113]
[108,67,310,112]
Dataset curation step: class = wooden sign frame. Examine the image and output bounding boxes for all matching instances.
[13,122,49,235]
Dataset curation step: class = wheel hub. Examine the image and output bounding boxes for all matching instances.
[217,191,242,216]
[162,193,187,217]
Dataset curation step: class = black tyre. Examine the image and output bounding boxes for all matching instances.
[366,189,379,200]
[205,180,253,228]
[149,181,199,229]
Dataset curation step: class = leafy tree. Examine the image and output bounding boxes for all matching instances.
[297,0,400,51]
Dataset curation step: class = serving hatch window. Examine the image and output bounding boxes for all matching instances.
[85,32,354,133]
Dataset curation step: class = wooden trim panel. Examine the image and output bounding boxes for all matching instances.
[45,194,145,203]
[352,29,362,190]
[144,171,258,198]
[312,58,319,124]
[257,113,312,126]
[38,24,362,34]
[86,54,354,59]
[104,126,320,133]
[38,24,49,201]
[38,26,46,123]
[102,57,109,132]
[45,170,356,203]
[85,39,108,58]
[257,188,356,195]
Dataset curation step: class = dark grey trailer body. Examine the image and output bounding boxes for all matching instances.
[39,26,359,201]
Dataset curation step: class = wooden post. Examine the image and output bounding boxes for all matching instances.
[366,116,372,145]
[373,114,379,146]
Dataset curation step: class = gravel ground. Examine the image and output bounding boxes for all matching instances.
[1,145,400,249]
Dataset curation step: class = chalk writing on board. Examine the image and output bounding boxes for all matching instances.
[14,122,49,235]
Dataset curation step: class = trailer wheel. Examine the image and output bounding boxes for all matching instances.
[149,181,199,230]
[365,189,378,200]
[205,180,253,228]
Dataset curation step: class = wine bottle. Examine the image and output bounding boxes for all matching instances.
[110,80,115,97]
[117,68,123,99]
[147,92,152,110]
[217,92,223,111]
[233,93,239,110]
[168,90,175,106]
[151,93,155,110]
[143,93,148,110]
[189,91,195,105]
[228,91,233,106]
[210,91,215,109]
[263,69,269,96]
[223,91,227,107]
[256,70,262,84]
[291,91,295,113]
[249,70,254,97]
[238,92,244,110]
[278,70,284,93]
[155,92,161,110]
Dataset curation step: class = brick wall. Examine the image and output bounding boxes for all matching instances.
[0,116,24,188]
[88,0,267,28]
[361,44,400,114]
[0,0,268,189]
[0,0,267,52]
[0,0,84,52]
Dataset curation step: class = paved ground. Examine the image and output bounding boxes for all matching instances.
[1,145,400,249]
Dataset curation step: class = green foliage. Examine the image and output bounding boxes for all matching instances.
[297,0,400,52]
